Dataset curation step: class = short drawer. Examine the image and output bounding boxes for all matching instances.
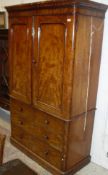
[11,126,65,170]
[11,111,64,151]
[11,99,32,116]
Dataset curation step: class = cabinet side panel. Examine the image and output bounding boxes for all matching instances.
[71,15,91,116]
[87,17,104,109]
[71,15,104,117]
[66,111,95,169]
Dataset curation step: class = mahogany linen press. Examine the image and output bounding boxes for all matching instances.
[6,0,107,174]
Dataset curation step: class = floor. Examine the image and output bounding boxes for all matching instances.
[0,109,108,175]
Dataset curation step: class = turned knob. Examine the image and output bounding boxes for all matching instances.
[32,60,36,64]
[44,135,49,140]
[19,120,23,125]
[19,107,23,112]
[44,120,49,125]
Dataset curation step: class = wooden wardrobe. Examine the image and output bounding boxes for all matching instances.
[6,0,107,174]
[0,29,9,110]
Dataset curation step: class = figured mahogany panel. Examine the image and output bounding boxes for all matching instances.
[32,16,74,118]
[9,17,32,104]
[38,24,65,108]
[33,17,65,114]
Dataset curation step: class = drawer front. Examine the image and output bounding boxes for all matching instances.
[11,99,65,136]
[11,99,32,117]
[11,111,64,151]
[11,126,65,170]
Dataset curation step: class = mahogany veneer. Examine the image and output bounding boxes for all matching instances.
[6,0,107,174]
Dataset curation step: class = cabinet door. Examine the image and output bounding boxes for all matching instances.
[9,17,32,104]
[32,16,74,118]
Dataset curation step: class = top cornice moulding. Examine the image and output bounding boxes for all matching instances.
[6,0,108,12]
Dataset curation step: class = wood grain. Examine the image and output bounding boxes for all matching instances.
[9,17,32,104]
[7,1,107,175]
[34,23,65,110]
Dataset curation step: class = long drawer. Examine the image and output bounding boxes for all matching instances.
[11,110,64,151]
[11,126,66,170]
[11,99,65,136]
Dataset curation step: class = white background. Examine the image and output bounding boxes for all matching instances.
[0,0,108,170]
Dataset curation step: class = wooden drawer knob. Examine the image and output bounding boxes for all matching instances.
[44,120,49,125]
[19,120,23,125]
[44,135,49,140]
[19,107,23,112]
[32,60,36,64]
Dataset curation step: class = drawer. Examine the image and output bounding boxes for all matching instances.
[11,99,32,116]
[11,99,65,136]
[32,109,65,136]
[11,126,65,170]
[11,111,64,151]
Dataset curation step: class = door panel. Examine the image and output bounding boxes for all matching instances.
[32,16,74,118]
[38,23,65,109]
[9,17,32,104]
